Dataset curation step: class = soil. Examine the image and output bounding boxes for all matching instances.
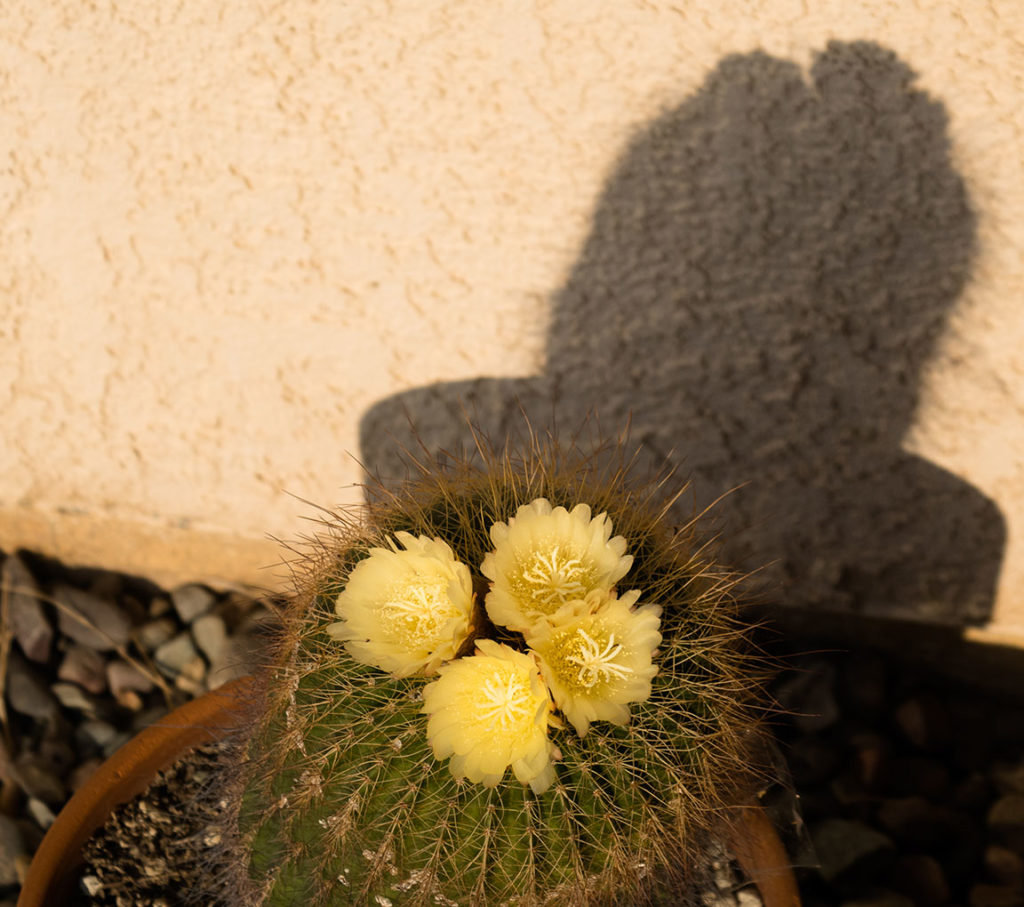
[77,743,233,907]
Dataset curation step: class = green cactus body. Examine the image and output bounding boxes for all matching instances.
[224,441,765,906]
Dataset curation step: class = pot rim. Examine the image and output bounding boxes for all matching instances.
[17,675,799,907]
[17,676,257,907]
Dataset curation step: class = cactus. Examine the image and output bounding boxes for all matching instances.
[217,435,769,906]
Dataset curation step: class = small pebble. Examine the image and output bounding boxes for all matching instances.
[58,644,108,694]
[136,617,178,651]
[149,596,173,619]
[174,656,207,695]
[3,555,53,663]
[51,681,98,713]
[116,689,144,711]
[11,753,64,805]
[810,818,894,882]
[894,695,951,752]
[54,584,131,650]
[107,660,156,698]
[988,794,1024,853]
[5,654,59,722]
[77,720,119,751]
[68,758,104,792]
[775,660,839,733]
[969,883,1024,907]
[0,815,25,886]
[192,613,228,663]
[170,584,216,624]
[155,632,199,675]
[26,797,56,830]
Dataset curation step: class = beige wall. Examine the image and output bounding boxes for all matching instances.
[2,2,1022,639]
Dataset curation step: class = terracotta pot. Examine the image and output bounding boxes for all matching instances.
[18,678,800,906]
[17,677,256,907]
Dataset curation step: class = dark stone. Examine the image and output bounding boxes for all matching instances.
[894,694,951,752]
[810,818,894,884]
[885,853,950,907]
[54,585,132,651]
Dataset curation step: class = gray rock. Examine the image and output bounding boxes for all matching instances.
[51,681,97,713]
[0,816,25,887]
[810,818,894,882]
[841,894,914,907]
[774,659,839,732]
[983,845,1024,887]
[992,760,1024,796]
[135,617,178,651]
[2,556,53,663]
[68,757,104,793]
[192,613,227,663]
[969,883,1024,907]
[57,644,108,694]
[5,653,59,722]
[988,794,1024,852]
[888,853,949,906]
[11,753,64,805]
[154,632,198,674]
[106,660,155,698]
[54,584,131,650]
[37,735,76,777]
[894,694,950,752]
[208,632,264,689]
[170,584,216,623]
[25,798,55,830]
[77,720,119,751]
[174,655,207,695]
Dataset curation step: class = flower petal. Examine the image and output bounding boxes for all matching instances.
[422,641,556,792]
[481,498,633,633]
[331,533,475,677]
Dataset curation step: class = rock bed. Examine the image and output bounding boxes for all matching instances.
[772,646,1024,906]
[0,550,280,906]
[1,548,1024,906]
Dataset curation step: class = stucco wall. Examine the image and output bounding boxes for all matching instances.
[1,2,1022,638]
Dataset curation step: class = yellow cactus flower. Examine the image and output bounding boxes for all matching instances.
[422,639,556,793]
[481,498,633,633]
[527,591,661,737]
[326,532,475,677]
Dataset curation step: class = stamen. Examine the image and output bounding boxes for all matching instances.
[565,629,634,688]
[521,546,587,605]
[478,673,532,728]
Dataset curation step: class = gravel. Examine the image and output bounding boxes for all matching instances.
[0,549,280,903]
[1,548,1023,905]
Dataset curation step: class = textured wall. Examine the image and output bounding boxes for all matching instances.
[1,2,1022,636]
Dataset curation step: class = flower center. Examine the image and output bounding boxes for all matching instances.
[477,671,533,729]
[562,628,633,690]
[519,545,589,610]
[382,578,455,646]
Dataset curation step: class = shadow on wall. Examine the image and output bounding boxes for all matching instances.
[360,41,1005,626]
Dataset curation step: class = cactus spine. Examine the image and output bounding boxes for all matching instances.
[220,438,766,906]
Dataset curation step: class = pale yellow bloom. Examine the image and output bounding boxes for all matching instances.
[481,498,633,633]
[527,590,661,737]
[326,532,474,677]
[422,639,556,793]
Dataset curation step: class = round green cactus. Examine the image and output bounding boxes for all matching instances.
[220,437,769,906]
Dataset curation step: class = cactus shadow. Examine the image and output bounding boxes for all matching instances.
[359,41,1005,625]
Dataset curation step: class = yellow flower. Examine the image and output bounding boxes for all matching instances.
[422,640,556,793]
[326,532,475,677]
[481,498,633,633]
[527,591,661,737]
